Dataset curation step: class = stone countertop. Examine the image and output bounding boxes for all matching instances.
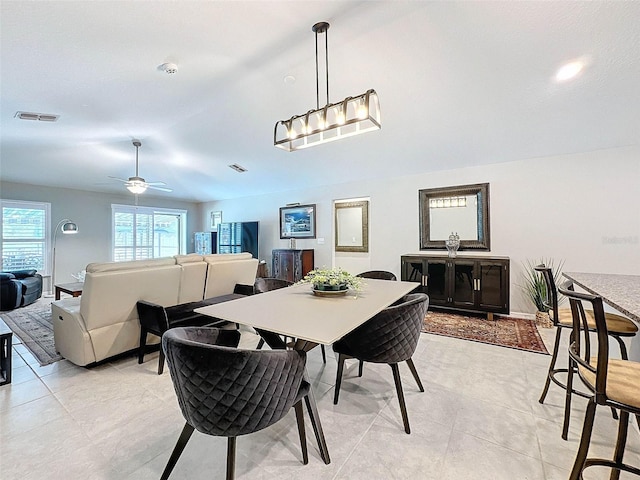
[563,272,640,322]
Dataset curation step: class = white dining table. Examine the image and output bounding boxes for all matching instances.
[195,278,419,346]
[194,278,420,465]
[564,272,640,361]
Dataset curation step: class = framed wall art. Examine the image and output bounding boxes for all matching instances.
[210,211,222,230]
[279,204,316,239]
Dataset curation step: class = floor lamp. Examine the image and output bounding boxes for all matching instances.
[45,219,79,297]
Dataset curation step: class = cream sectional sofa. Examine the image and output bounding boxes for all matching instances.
[52,253,258,366]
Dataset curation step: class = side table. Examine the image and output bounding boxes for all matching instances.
[0,317,13,385]
[54,282,84,301]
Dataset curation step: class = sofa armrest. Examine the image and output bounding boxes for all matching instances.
[136,300,170,336]
[9,269,38,279]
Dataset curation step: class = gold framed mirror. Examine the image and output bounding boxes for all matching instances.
[335,200,369,253]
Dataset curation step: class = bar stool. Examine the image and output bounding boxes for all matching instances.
[535,265,637,439]
[558,283,640,480]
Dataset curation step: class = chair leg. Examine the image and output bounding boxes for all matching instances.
[610,410,630,480]
[138,328,147,364]
[406,358,424,392]
[562,355,574,440]
[539,326,563,403]
[294,400,308,465]
[320,344,326,364]
[390,363,411,434]
[569,400,597,480]
[160,422,195,480]
[158,347,165,375]
[303,392,331,464]
[334,353,346,405]
[226,437,236,480]
[358,360,364,377]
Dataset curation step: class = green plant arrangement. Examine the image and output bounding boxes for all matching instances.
[298,267,363,292]
[520,258,564,327]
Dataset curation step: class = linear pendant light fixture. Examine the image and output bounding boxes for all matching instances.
[274,22,381,152]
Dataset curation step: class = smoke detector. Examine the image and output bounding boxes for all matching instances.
[160,63,178,74]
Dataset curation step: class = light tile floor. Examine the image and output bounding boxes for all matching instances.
[1,325,639,479]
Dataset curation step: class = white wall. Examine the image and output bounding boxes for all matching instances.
[198,146,639,315]
[0,182,198,291]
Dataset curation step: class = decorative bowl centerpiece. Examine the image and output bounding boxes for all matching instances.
[298,267,363,297]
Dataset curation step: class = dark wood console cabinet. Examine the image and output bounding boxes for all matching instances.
[401,254,510,317]
[272,249,314,283]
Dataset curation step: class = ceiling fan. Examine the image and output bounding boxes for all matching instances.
[109,140,172,194]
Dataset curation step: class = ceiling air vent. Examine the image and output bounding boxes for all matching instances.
[15,111,60,122]
[228,163,247,173]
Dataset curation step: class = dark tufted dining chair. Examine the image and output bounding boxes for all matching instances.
[254,277,293,293]
[161,327,311,480]
[332,293,429,434]
[356,270,397,281]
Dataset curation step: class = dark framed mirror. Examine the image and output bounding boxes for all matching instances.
[419,183,490,250]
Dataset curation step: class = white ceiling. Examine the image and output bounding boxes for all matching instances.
[1,1,639,202]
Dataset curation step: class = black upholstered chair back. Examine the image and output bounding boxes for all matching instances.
[356,270,397,281]
[254,277,293,294]
[334,293,429,364]
[163,327,307,438]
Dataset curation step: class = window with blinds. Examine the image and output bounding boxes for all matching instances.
[1,200,51,273]
[112,204,187,261]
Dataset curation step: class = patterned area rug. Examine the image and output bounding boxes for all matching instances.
[422,310,549,355]
[1,298,61,365]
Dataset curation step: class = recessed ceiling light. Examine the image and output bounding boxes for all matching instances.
[555,60,585,82]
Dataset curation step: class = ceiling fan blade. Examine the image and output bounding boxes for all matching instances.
[108,176,129,183]
[147,185,173,192]
[145,181,167,186]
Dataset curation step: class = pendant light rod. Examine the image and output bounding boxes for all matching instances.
[133,140,141,177]
[313,22,330,109]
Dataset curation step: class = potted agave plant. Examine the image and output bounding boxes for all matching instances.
[299,267,363,296]
[520,258,564,328]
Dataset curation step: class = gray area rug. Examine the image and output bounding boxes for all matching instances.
[1,298,62,365]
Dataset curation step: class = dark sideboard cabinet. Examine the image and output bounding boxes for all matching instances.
[272,249,314,283]
[401,254,509,318]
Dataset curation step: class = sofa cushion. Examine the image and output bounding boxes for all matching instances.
[86,257,176,274]
[177,261,208,304]
[204,258,258,298]
[81,264,182,331]
[174,254,205,264]
[203,253,253,264]
[20,274,43,307]
[0,273,16,281]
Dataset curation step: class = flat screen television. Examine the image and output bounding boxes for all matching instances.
[217,221,259,259]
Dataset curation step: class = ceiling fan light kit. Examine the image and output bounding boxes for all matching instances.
[109,139,172,194]
[274,22,381,152]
